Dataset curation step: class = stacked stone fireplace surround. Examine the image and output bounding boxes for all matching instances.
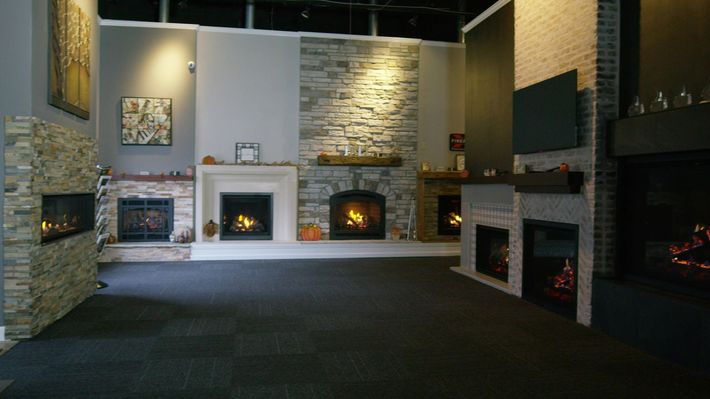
[465,0,618,326]
[298,37,419,237]
[3,117,98,339]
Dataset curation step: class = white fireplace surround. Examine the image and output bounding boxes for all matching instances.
[194,165,298,242]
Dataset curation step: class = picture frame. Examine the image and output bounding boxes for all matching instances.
[236,143,260,164]
[455,154,466,171]
[449,133,465,151]
[49,0,91,120]
[121,97,172,145]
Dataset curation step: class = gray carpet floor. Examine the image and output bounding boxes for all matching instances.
[0,257,709,398]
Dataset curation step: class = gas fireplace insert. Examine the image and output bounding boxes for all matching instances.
[330,190,385,240]
[41,193,94,244]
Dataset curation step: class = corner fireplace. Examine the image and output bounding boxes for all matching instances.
[41,193,94,244]
[476,225,509,282]
[330,190,385,240]
[523,219,579,319]
[618,154,710,296]
[438,195,462,236]
[220,193,272,240]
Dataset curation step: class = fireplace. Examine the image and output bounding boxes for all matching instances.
[476,225,509,282]
[220,193,272,240]
[438,195,462,236]
[330,190,385,240]
[523,219,579,319]
[41,193,94,244]
[618,154,710,297]
[118,198,173,242]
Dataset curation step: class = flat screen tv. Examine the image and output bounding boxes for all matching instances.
[513,69,577,154]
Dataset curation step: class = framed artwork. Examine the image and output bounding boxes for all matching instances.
[236,143,260,164]
[449,133,465,151]
[121,97,172,145]
[455,154,466,171]
[49,0,91,119]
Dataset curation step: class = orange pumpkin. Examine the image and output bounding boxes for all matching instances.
[202,155,216,165]
[300,225,322,241]
[559,163,570,172]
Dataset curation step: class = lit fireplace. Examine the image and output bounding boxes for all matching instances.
[437,195,461,236]
[330,190,385,240]
[522,219,578,319]
[475,225,509,282]
[220,193,272,240]
[41,194,94,244]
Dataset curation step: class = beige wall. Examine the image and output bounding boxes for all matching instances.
[418,42,466,171]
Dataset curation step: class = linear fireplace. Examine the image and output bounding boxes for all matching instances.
[330,190,385,240]
[220,193,272,240]
[41,193,94,244]
[523,219,579,319]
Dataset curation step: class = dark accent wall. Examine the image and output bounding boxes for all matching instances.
[99,26,196,175]
[621,0,710,115]
[464,2,513,177]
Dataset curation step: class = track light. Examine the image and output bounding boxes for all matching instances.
[408,15,418,27]
[300,7,310,19]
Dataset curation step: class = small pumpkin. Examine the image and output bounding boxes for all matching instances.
[559,163,570,173]
[202,155,216,165]
[300,224,322,241]
[203,219,218,238]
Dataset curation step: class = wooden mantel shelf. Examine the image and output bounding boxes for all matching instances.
[317,155,402,167]
[509,171,584,194]
[112,174,194,182]
[417,171,468,180]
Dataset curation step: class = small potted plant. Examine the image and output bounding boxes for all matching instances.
[300,224,322,241]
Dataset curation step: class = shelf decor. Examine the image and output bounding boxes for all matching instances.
[236,143,260,164]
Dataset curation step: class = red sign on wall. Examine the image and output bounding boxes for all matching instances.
[449,133,465,151]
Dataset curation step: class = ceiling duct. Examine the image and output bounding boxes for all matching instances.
[369,0,378,36]
[158,0,169,22]
[245,0,255,29]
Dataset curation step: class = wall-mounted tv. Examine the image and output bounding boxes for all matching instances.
[513,69,577,154]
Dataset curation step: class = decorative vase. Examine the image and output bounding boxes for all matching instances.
[673,86,693,108]
[627,95,645,116]
[300,225,321,241]
[649,91,668,112]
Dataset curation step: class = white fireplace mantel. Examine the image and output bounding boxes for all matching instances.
[194,164,298,242]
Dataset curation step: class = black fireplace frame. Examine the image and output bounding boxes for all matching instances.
[329,190,386,240]
[41,193,95,244]
[475,225,509,282]
[219,192,273,241]
[117,198,174,242]
[522,218,579,319]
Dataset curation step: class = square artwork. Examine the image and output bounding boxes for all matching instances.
[121,97,172,145]
[236,143,260,164]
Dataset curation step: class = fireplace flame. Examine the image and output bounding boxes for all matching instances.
[544,258,575,303]
[444,212,462,228]
[669,224,710,270]
[345,209,368,229]
[230,214,262,232]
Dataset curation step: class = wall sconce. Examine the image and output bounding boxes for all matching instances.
[187,60,196,73]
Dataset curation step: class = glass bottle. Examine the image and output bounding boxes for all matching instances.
[672,86,693,108]
[649,91,669,112]
[627,95,645,116]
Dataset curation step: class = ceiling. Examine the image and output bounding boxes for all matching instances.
[99,0,497,42]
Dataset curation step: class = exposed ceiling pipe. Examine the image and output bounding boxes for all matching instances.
[368,0,378,36]
[458,0,465,43]
[158,0,170,23]
[245,0,255,29]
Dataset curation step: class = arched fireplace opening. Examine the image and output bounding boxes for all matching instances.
[329,190,386,240]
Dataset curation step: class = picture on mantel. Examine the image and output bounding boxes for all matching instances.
[121,97,172,146]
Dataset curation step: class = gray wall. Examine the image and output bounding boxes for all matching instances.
[99,25,196,174]
[0,0,33,329]
[195,30,300,164]
[418,42,466,171]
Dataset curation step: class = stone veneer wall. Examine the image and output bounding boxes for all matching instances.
[99,179,193,262]
[509,0,619,325]
[3,116,98,339]
[298,37,419,238]
[420,181,461,241]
